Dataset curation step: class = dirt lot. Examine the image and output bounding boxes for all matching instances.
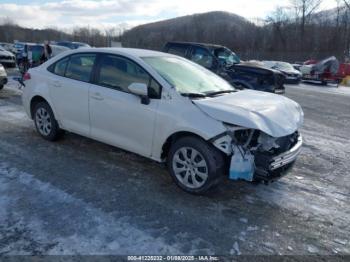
[0,82,349,256]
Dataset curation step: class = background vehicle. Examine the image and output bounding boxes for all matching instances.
[0,46,16,69]
[163,42,285,94]
[0,63,7,89]
[16,43,69,74]
[300,56,341,85]
[51,45,70,57]
[263,61,302,84]
[22,48,303,194]
[55,41,91,49]
[0,42,16,54]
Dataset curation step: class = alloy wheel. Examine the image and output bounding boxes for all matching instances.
[35,107,52,136]
[172,147,208,189]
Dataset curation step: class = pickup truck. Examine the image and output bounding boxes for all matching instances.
[163,42,285,94]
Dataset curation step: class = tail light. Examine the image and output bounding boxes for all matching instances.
[23,72,31,81]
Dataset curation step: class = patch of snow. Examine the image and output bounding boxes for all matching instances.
[239,218,248,224]
[246,226,258,231]
[0,162,189,255]
[307,245,319,254]
[2,79,23,95]
[287,83,350,97]
[229,241,241,255]
[334,239,347,245]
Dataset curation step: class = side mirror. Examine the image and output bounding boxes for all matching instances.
[127,82,150,105]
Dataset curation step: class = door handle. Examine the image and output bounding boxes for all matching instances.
[90,92,104,101]
[53,81,61,87]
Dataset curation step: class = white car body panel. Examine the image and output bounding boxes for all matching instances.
[89,83,159,157]
[193,90,303,138]
[48,75,91,136]
[22,48,303,163]
[0,64,7,77]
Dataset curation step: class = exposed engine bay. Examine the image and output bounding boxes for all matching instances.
[212,128,302,182]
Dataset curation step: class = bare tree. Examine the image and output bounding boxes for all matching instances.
[344,0,350,9]
[266,6,291,52]
[291,0,322,40]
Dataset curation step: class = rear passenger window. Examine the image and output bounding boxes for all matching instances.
[53,58,69,76]
[167,45,187,57]
[65,54,96,82]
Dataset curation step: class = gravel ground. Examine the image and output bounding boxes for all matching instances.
[0,82,349,256]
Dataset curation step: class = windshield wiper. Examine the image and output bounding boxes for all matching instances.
[205,90,236,97]
[181,93,207,98]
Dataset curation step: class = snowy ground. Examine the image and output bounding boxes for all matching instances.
[0,81,349,256]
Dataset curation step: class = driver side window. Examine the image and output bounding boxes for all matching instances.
[190,47,213,69]
[97,55,161,99]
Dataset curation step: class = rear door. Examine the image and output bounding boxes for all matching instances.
[48,53,96,136]
[89,54,161,157]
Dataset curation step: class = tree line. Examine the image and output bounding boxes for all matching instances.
[0,18,122,48]
[122,0,350,62]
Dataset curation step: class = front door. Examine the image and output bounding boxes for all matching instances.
[89,54,161,157]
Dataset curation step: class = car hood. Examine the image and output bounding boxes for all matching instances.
[280,68,301,75]
[232,63,283,76]
[0,50,15,57]
[193,90,303,137]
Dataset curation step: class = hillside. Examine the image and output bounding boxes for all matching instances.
[121,11,258,54]
[121,9,350,61]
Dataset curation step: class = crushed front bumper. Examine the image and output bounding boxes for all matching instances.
[254,134,302,181]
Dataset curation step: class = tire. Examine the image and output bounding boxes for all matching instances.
[167,136,226,194]
[33,101,63,141]
[0,85,3,90]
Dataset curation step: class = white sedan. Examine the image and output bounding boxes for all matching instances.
[22,48,303,194]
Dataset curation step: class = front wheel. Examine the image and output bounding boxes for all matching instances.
[33,102,63,141]
[167,136,225,194]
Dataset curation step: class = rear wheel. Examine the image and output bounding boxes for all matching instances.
[167,136,225,194]
[33,102,63,141]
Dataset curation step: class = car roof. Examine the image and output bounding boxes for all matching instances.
[62,47,172,58]
[166,41,226,50]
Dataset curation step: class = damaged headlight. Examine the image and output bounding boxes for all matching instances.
[257,133,280,151]
[212,134,233,155]
[212,124,257,155]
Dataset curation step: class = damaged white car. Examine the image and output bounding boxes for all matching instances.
[22,48,303,194]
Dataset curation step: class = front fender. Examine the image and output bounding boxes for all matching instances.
[151,92,228,162]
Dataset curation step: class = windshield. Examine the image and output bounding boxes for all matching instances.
[143,56,234,96]
[75,43,91,48]
[214,48,240,66]
[276,62,294,71]
[14,43,24,49]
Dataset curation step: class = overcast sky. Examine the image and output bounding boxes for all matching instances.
[0,0,339,30]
